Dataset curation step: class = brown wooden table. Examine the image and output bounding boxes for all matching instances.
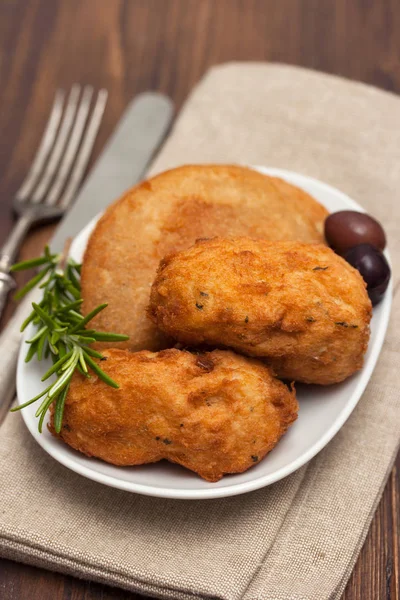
[0,1,399,598]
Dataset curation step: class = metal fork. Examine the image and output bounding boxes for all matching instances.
[0,85,108,317]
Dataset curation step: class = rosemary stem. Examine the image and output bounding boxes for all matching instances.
[11,247,129,432]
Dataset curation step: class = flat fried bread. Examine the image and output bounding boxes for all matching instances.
[81,164,328,350]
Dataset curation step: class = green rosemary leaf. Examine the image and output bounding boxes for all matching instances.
[48,341,59,355]
[24,340,39,363]
[10,256,50,272]
[37,333,47,362]
[70,303,108,333]
[41,350,73,381]
[32,302,58,329]
[76,363,89,377]
[10,383,53,411]
[54,383,70,434]
[75,335,96,344]
[53,326,68,334]
[90,332,130,342]
[78,349,88,374]
[39,278,51,289]
[38,396,56,433]
[14,267,51,300]
[47,361,77,400]
[50,330,61,346]
[52,282,61,306]
[66,264,81,290]
[57,340,67,360]
[36,392,55,418]
[20,310,36,333]
[60,350,79,372]
[63,280,81,300]
[56,299,83,313]
[26,325,47,344]
[80,345,104,359]
[70,328,95,336]
[65,312,84,324]
[84,354,120,388]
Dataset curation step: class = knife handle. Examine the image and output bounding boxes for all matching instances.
[0,289,39,426]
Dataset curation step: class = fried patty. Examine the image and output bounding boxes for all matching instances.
[148,237,372,385]
[49,348,298,482]
[81,165,328,351]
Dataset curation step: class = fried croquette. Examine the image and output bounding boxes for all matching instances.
[81,165,328,351]
[49,348,298,482]
[148,237,372,385]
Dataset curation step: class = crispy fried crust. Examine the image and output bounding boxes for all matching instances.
[49,348,298,482]
[148,237,372,385]
[81,165,328,351]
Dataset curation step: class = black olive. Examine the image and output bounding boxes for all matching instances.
[325,211,386,254]
[344,244,391,306]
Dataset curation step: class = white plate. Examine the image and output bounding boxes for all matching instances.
[16,167,392,500]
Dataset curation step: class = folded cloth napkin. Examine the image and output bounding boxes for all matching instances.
[1,63,399,600]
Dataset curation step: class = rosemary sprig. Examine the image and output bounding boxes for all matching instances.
[10,247,129,433]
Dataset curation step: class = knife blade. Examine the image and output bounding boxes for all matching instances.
[52,92,173,251]
[0,92,174,425]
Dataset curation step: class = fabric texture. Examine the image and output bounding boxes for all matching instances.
[1,63,399,600]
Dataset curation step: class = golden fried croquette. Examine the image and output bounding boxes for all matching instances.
[49,348,298,482]
[81,165,328,351]
[148,237,372,385]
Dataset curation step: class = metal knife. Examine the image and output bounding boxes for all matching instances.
[0,92,174,425]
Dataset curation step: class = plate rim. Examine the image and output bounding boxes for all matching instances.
[16,166,393,500]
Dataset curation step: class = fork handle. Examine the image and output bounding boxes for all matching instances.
[0,272,16,319]
[1,211,35,267]
[0,211,35,320]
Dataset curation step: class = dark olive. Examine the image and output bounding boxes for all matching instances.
[325,210,386,254]
[344,244,391,306]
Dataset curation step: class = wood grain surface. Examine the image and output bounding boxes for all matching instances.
[0,0,399,598]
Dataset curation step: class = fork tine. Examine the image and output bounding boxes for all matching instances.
[45,86,94,206]
[16,90,65,201]
[32,84,81,203]
[58,89,108,209]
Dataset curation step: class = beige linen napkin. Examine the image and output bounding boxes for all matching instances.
[1,63,399,600]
